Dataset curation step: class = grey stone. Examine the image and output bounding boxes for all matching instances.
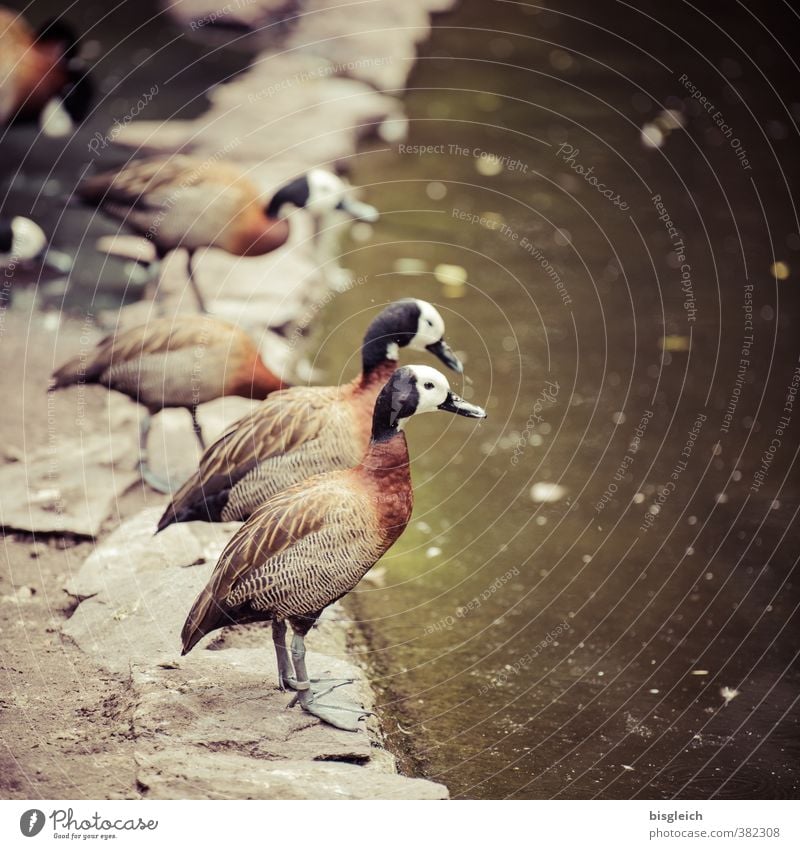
[137,750,449,800]
[0,432,139,537]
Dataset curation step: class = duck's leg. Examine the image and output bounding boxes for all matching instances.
[189,407,206,450]
[287,632,370,732]
[186,249,208,313]
[272,620,293,691]
[138,412,173,494]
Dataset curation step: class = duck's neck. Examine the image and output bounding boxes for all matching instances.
[244,357,289,400]
[356,357,397,393]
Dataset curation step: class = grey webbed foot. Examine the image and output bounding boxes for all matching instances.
[288,687,372,732]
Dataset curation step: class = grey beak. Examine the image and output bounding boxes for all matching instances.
[426,338,464,373]
[337,196,379,223]
[438,391,487,419]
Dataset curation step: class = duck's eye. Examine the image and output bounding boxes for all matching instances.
[424,381,435,390]
[426,319,433,326]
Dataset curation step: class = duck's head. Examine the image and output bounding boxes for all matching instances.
[35,20,93,135]
[0,216,72,272]
[266,170,378,222]
[372,364,486,441]
[362,299,464,376]
[0,217,46,263]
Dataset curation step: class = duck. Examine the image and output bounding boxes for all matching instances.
[77,157,378,312]
[181,364,487,730]
[157,298,464,530]
[49,315,287,492]
[0,10,93,136]
[0,215,73,276]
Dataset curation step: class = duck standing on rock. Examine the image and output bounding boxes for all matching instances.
[0,10,93,135]
[181,365,487,730]
[49,315,287,492]
[157,299,464,529]
[77,157,378,312]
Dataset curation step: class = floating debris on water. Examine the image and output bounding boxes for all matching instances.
[530,482,568,503]
[393,257,427,275]
[660,335,691,352]
[720,686,740,705]
[770,261,790,280]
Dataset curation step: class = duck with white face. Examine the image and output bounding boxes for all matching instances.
[0,216,72,277]
[157,298,465,528]
[180,364,487,731]
[78,158,379,312]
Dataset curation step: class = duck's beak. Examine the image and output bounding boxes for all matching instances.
[438,392,486,419]
[337,196,379,223]
[426,338,464,373]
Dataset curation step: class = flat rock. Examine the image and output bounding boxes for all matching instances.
[62,506,448,799]
[0,432,138,537]
[137,750,448,800]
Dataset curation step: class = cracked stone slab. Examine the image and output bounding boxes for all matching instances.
[132,648,375,764]
[0,432,139,537]
[137,750,448,800]
[63,507,238,667]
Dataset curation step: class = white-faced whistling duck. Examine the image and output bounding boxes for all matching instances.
[77,157,379,312]
[180,364,486,730]
[157,299,464,530]
[0,9,92,136]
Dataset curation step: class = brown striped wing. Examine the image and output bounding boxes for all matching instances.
[165,385,343,514]
[181,474,384,651]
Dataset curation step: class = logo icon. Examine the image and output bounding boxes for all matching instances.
[19,810,45,837]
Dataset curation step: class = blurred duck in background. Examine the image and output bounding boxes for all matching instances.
[0,8,93,136]
[0,214,73,277]
[49,315,287,493]
[78,157,379,313]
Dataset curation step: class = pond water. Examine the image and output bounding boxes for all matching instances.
[314,0,800,799]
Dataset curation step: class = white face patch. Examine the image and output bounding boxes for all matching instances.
[395,364,451,429]
[11,217,47,261]
[386,341,400,361]
[408,300,446,350]
[40,97,74,138]
[304,169,348,217]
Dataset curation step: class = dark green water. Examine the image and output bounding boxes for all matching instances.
[313,0,800,799]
